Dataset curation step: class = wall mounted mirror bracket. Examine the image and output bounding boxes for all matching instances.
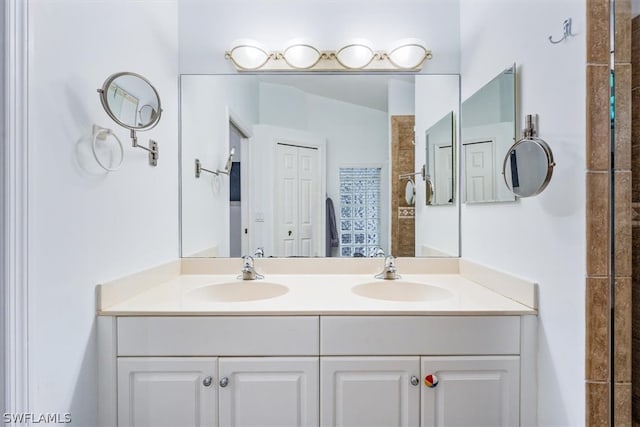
[502,114,556,197]
[195,148,235,178]
[97,72,163,167]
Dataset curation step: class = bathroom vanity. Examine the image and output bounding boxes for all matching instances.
[97,258,537,427]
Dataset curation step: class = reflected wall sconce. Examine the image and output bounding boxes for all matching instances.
[195,148,235,178]
[225,38,432,72]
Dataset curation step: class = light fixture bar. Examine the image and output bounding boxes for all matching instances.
[225,41,432,72]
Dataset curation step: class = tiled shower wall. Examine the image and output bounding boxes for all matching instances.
[586,0,633,425]
[391,116,415,257]
[633,14,640,426]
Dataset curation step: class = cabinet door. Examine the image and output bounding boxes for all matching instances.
[420,356,520,427]
[117,357,217,427]
[218,357,319,427]
[321,356,420,427]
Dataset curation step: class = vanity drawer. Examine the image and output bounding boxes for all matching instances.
[320,316,520,355]
[117,316,319,356]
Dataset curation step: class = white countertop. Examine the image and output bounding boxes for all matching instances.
[98,268,537,316]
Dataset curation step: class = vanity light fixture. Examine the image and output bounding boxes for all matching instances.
[195,148,235,178]
[225,39,432,72]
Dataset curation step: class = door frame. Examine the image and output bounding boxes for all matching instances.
[2,0,30,417]
[226,108,253,256]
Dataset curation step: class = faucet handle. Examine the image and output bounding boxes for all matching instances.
[242,255,254,268]
[254,247,265,258]
[372,247,385,257]
[384,255,396,267]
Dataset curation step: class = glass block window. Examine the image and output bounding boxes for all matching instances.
[339,167,381,257]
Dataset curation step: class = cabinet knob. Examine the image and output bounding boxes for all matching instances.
[424,374,439,388]
[410,375,419,386]
[219,377,229,388]
[202,376,212,387]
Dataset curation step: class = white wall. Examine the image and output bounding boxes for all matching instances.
[0,0,5,416]
[179,0,460,74]
[27,1,178,425]
[414,75,460,256]
[180,75,258,257]
[258,82,390,254]
[460,0,586,425]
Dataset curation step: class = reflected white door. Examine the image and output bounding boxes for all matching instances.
[275,143,320,257]
[218,357,319,427]
[464,141,494,202]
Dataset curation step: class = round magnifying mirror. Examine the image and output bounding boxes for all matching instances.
[404,180,415,206]
[502,137,555,197]
[98,72,162,130]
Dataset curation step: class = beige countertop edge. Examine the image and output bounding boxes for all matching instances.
[97,309,537,317]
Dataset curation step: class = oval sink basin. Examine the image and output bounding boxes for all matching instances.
[185,282,289,302]
[351,281,454,302]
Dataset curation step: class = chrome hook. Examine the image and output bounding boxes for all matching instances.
[549,18,575,44]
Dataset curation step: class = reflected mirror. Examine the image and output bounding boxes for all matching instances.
[425,111,455,205]
[98,72,162,130]
[180,74,460,258]
[461,65,516,203]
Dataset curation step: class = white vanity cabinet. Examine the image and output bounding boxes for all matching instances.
[420,356,520,427]
[320,356,421,427]
[99,315,536,427]
[117,357,218,427]
[218,357,319,427]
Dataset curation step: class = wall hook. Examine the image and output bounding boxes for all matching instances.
[549,18,575,44]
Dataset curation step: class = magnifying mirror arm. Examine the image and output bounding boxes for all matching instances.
[129,129,159,166]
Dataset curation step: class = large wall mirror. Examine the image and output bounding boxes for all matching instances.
[461,65,516,203]
[180,74,460,258]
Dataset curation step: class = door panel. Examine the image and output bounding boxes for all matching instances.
[218,357,319,427]
[117,357,217,427]
[321,356,420,427]
[420,356,520,427]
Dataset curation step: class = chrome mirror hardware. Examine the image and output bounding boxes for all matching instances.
[238,255,264,280]
[375,255,401,280]
[97,72,162,167]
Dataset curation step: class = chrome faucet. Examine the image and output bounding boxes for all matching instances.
[254,247,265,258]
[372,247,386,257]
[375,255,401,280]
[239,255,264,280]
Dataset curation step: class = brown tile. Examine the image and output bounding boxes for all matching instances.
[588,0,611,64]
[587,172,611,276]
[615,172,632,277]
[615,0,632,64]
[587,65,612,171]
[633,16,640,87]
[615,278,632,383]
[586,277,610,381]
[615,383,632,427]
[633,144,640,202]
[615,64,632,171]
[587,382,610,426]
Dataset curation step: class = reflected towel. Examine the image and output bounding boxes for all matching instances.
[326,197,339,256]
